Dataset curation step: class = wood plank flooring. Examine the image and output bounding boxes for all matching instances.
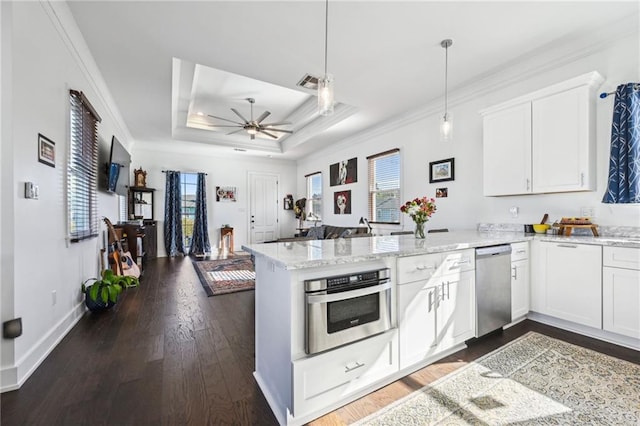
[1,256,638,425]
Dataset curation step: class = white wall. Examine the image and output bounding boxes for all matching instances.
[1,2,130,391]
[132,141,298,257]
[297,28,640,233]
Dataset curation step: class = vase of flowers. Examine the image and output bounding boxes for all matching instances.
[400,197,437,239]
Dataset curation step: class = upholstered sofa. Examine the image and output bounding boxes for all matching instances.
[275,225,369,242]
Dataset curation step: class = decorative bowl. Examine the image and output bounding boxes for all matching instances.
[533,224,550,234]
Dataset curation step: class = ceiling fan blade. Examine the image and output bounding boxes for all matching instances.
[261,121,292,127]
[258,129,279,139]
[260,128,293,134]
[206,124,242,128]
[231,108,249,124]
[207,114,244,125]
[255,111,271,124]
[226,129,245,136]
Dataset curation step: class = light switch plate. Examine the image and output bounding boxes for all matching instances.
[25,182,39,199]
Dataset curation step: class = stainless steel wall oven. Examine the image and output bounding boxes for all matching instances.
[305,268,392,355]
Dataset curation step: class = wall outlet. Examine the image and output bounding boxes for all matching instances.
[580,207,595,218]
[509,206,519,218]
[52,290,57,306]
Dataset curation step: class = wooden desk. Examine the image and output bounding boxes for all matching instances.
[221,227,234,252]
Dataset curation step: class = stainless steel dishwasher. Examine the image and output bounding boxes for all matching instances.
[475,245,512,338]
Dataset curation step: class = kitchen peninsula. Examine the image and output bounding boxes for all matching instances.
[242,231,531,425]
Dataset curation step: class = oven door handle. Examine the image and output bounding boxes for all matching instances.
[306,281,392,304]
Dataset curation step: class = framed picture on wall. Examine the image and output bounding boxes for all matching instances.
[429,158,455,183]
[334,190,352,215]
[329,157,357,186]
[38,133,55,168]
[216,186,237,202]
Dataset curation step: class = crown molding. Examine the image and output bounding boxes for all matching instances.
[40,1,134,151]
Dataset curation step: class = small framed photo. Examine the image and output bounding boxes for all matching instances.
[38,133,55,168]
[429,157,454,183]
[436,187,448,198]
[216,186,237,202]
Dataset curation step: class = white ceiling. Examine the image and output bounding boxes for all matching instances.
[66,1,638,159]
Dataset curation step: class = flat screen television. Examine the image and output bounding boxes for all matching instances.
[106,136,130,196]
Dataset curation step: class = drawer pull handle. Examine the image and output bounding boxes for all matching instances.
[557,244,577,248]
[344,361,365,373]
[451,259,470,267]
[415,265,434,271]
[516,249,526,254]
[512,265,517,280]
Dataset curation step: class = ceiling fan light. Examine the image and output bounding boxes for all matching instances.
[318,74,334,116]
[440,112,453,141]
[246,126,258,135]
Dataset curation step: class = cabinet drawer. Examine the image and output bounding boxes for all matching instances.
[440,250,475,275]
[397,249,474,284]
[397,253,442,284]
[511,242,529,262]
[292,330,398,416]
[603,246,640,270]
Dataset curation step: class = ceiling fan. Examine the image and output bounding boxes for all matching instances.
[206,98,293,140]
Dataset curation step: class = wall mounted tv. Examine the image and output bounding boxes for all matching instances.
[106,136,130,196]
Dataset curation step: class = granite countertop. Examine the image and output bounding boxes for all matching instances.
[242,230,640,270]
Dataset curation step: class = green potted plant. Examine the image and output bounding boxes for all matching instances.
[81,269,139,312]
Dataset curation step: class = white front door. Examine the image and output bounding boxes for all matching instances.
[249,172,279,243]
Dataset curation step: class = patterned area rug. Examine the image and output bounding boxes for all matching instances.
[354,332,640,425]
[193,257,255,296]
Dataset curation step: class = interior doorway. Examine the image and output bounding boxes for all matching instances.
[248,172,279,243]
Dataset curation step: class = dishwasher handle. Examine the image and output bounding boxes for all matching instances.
[475,245,512,259]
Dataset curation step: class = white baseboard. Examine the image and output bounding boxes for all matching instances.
[527,312,640,351]
[0,302,86,393]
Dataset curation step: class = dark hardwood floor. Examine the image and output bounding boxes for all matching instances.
[1,256,638,425]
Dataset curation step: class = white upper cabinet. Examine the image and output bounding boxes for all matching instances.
[481,72,603,196]
[483,103,532,195]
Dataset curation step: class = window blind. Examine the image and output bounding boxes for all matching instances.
[368,149,400,224]
[306,172,322,221]
[68,90,101,242]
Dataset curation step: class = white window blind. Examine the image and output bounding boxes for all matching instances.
[368,149,400,224]
[306,172,322,221]
[68,90,101,242]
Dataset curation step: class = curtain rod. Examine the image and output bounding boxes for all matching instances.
[599,83,640,99]
[162,170,208,175]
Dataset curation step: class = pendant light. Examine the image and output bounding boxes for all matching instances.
[440,39,453,141]
[318,0,334,116]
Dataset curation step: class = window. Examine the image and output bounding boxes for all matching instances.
[306,172,322,221]
[368,149,400,224]
[68,90,101,242]
[180,173,198,250]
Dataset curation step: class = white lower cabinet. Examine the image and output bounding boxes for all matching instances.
[398,270,475,370]
[292,329,398,417]
[532,242,602,328]
[511,242,530,320]
[602,247,640,339]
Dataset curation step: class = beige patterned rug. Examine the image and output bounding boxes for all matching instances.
[354,332,640,425]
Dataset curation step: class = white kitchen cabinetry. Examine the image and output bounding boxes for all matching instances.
[531,242,602,328]
[292,329,398,417]
[483,103,532,196]
[510,242,530,320]
[482,72,602,196]
[397,250,475,369]
[602,247,640,339]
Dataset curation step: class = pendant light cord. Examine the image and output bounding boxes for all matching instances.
[444,43,448,115]
[324,0,329,75]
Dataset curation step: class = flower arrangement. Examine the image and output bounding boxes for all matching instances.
[400,197,436,238]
